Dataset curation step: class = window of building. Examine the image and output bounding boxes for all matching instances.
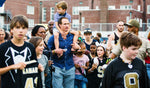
[147,5,150,14]
[108,6,115,10]
[28,19,34,27]
[72,19,79,28]
[0,4,4,13]
[82,17,85,26]
[129,12,132,19]
[138,5,140,11]
[42,7,47,22]
[128,5,132,9]
[0,16,4,28]
[79,2,83,5]
[126,16,130,24]
[27,5,34,15]
[140,19,142,27]
[72,6,89,15]
[136,18,139,23]
[147,19,150,27]
[50,7,55,20]
[55,2,58,5]
[29,2,32,4]
[120,5,132,10]
[96,6,99,10]
[129,0,133,3]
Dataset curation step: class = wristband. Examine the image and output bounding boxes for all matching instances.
[53,50,55,54]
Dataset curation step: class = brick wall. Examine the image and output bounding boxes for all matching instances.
[80,10,100,23]
[3,0,150,24]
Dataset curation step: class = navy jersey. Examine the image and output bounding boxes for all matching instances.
[17,60,42,88]
[87,57,107,88]
[102,57,149,88]
[0,40,37,88]
[86,54,95,88]
[95,58,107,88]
[87,54,94,70]
[83,39,97,51]
[96,58,107,79]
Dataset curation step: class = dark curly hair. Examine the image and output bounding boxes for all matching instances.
[31,25,45,36]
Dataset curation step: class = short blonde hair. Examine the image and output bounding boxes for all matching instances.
[56,1,68,10]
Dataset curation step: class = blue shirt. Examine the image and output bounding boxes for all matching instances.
[48,33,74,70]
[53,12,71,28]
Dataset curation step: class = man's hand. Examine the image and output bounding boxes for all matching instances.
[55,48,65,58]
[55,48,64,54]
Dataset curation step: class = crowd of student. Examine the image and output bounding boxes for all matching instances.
[0,1,150,88]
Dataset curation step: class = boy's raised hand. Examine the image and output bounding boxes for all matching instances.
[13,62,26,70]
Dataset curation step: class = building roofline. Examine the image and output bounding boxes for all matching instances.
[80,9,143,13]
[108,9,143,13]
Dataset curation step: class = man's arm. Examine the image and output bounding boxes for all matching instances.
[109,43,122,59]
[107,33,114,50]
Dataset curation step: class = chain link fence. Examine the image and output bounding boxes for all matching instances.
[2,23,150,38]
[72,23,150,31]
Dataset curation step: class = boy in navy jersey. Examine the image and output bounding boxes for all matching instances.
[102,32,149,88]
[0,15,43,88]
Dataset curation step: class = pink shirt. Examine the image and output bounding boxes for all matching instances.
[73,54,89,75]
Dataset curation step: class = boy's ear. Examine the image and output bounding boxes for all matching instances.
[10,29,13,32]
[122,46,126,51]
